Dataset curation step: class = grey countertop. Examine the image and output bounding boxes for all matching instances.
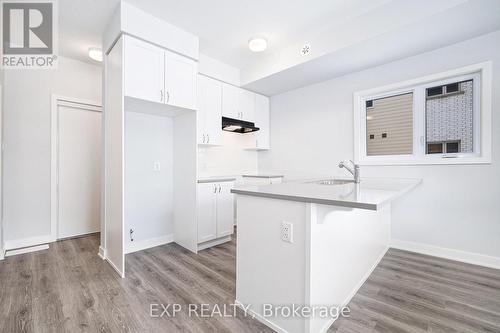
[231,177,421,210]
[197,177,237,183]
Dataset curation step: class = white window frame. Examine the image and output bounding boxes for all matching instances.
[353,62,492,165]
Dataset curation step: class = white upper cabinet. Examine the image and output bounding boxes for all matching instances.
[197,75,222,145]
[165,50,197,110]
[222,83,239,120]
[124,37,165,103]
[239,89,255,123]
[221,83,255,122]
[247,94,270,150]
[123,36,197,110]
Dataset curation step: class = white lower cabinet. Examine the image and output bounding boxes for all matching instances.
[197,183,218,243]
[197,181,234,245]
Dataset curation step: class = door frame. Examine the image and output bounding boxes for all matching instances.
[0,85,3,260]
[50,95,102,241]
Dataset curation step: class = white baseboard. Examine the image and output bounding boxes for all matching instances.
[98,246,106,260]
[5,244,49,257]
[125,234,174,254]
[235,300,288,333]
[391,239,500,270]
[106,257,125,278]
[197,236,231,251]
[4,234,52,251]
[0,248,4,261]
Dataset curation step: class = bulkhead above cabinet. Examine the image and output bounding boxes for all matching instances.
[103,1,199,60]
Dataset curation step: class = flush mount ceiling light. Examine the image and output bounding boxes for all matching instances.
[88,47,103,62]
[248,37,268,52]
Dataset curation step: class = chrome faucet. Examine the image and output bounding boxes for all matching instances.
[339,160,360,183]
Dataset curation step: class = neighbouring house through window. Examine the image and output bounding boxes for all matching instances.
[366,92,413,156]
[425,80,473,154]
[354,62,492,165]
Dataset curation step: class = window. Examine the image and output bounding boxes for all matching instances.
[354,62,492,165]
[446,141,459,153]
[427,142,443,154]
[446,83,459,93]
[426,141,460,154]
[427,86,443,97]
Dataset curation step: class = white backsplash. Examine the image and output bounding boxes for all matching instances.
[198,131,258,177]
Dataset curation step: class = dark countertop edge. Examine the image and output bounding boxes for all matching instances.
[198,178,237,183]
[241,175,285,179]
[231,188,378,211]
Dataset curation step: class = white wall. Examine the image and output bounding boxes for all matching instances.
[199,53,240,86]
[259,31,500,260]
[3,57,102,245]
[124,111,174,246]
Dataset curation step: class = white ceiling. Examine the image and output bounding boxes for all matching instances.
[58,0,119,64]
[124,0,391,69]
[58,0,500,95]
[242,0,500,94]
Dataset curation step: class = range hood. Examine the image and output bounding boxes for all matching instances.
[222,117,260,133]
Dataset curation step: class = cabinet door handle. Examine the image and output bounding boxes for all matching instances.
[203,134,205,143]
[214,184,217,193]
[160,90,163,102]
[166,91,170,103]
[207,134,210,143]
[218,185,221,193]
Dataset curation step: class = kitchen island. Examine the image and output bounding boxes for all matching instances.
[231,177,421,333]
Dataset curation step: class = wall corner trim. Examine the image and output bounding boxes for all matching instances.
[391,239,500,270]
[98,246,107,260]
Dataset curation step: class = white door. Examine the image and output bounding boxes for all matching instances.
[57,102,102,239]
[216,182,235,238]
[222,83,239,119]
[239,89,255,122]
[254,94,270,149]
[124,36,165,103]
[196,75,207,144]
[197,183,217,243]
[198,75,222,145]
[165,50,197,110]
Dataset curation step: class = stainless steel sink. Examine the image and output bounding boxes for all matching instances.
[313,179,356,185]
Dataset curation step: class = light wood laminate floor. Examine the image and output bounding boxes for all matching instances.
[0,234,499,333]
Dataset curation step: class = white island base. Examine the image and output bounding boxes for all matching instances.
[235,195,391,333]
